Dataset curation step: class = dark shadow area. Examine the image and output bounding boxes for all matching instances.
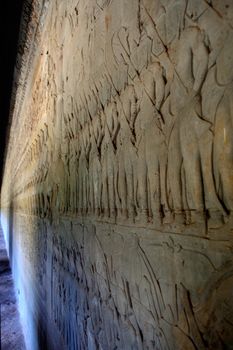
[0,1,24,184]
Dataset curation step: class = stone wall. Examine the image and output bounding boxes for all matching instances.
[1,0,233,349]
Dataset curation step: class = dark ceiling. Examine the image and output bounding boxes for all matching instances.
[0,1,24,184]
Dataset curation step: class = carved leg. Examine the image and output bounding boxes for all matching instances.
[168,122,184,223]
[136,154,148,224]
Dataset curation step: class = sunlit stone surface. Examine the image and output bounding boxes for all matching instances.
[1,0,233,349]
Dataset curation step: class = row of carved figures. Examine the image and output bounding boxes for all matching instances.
[9,27,233,227]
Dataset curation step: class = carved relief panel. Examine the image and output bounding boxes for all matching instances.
[1,0,233,349]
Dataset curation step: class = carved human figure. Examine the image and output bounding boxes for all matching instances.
[62,96,75,214]
[117,86,138,221]
[133,63,167,225]
[208,29,233,222]
[143,62,170,223]
[213,82,233,218]
[53,151,67,216]
[89,113,103,216]
[69,138,79,214]
[167,27,218,224]
[77,115,90,215]
[101,100,119,220]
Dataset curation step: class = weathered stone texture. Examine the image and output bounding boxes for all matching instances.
[1,0,233,349]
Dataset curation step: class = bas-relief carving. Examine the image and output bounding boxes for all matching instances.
[1,0,233,349]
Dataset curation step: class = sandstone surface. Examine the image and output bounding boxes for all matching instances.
[1,0,233,349]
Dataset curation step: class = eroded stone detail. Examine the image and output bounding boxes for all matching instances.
[1,0,233,349]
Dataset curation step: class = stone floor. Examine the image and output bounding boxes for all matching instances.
[0,227,26,350]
